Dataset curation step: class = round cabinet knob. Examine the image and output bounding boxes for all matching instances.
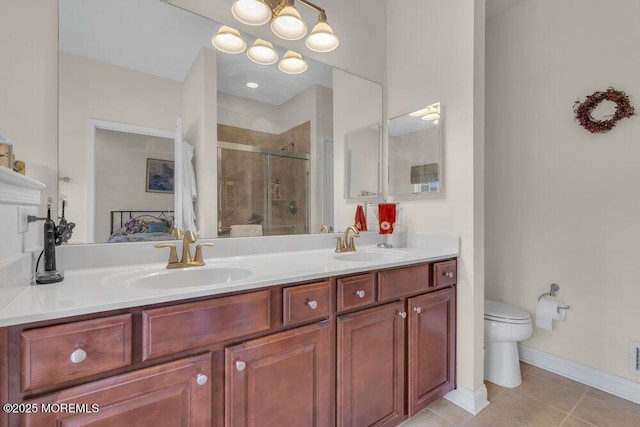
[443,271,454,278]
[196,373,208,385]
[355,290,365,298]
[397,311,407,319]
[307,300,318,310]
[413,307,422,314]
[70,348,87,364]
[235,361,246,372]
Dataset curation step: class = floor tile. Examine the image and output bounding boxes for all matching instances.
[560,415,597,427]
[585,388,640,417]
[399,408,456,426]
[427,398,474,425]
[571,395,640,427]
[516,373,584,412]
[462,406,522,427]
[490,389,567,426]
[485,380,507,401]
[520,361,533,375]
[524,365,589,394]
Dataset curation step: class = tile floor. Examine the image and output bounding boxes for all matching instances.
[400,362,640,427]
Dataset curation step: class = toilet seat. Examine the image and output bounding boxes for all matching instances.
[484,300,531,324]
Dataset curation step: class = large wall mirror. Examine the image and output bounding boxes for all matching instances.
[58,0,382,243]
[388,102,445,199]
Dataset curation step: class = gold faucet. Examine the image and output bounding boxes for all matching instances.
[335,225,360,253]
[155,229,214,269]
[319,224,330,233]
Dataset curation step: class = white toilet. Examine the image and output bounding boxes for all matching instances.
[484,299,532,388]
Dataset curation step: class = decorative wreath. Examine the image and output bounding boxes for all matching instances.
[574,87,635,133]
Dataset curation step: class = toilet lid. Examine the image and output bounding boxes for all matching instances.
[484,300,530,322]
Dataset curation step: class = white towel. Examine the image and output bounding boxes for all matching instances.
[173,119,198,234]
[181,141,198,233]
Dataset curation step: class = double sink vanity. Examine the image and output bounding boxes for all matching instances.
[0,234,458,426]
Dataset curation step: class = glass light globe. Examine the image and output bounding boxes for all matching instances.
[211,26,247,54]
[231,0,272,26]
[278,50,308,74]
[271,3,307,40]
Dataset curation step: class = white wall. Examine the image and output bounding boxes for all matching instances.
[59,52,182,241]
[0,0,58,219]
[183,47,218,237]
[486,0,640,383]
[333,72,384,231]
[387,0,486,400]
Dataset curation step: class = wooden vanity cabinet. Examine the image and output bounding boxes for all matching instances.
[336,301,405,427]
[1,258,457,427]
[407,286,456,416]
[337,260,457,426]
[225,321,331,427]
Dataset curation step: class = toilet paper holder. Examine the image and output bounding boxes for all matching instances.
[538,283,571,310]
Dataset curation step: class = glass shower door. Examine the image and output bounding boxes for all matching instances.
[218,147,267,237]
[218,143,309,237]
[267,154,308,236]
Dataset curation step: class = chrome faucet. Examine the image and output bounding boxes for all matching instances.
[335,225,360,253]
[155,229,214,269]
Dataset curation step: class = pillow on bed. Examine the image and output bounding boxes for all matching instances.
[147,221,168,233]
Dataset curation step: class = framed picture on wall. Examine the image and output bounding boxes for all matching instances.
[145,158,174,193]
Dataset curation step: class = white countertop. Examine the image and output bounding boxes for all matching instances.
[0,240,458,327]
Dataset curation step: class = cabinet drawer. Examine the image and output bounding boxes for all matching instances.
[142,290,271,360]
[377,264,430,302]
[23,353,211,427]
[21,314,132,391]
[433,260,457,288]
[336,273,375,312]
[283,281,331,326]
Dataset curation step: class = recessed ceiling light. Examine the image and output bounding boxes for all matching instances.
[246,82,259,89]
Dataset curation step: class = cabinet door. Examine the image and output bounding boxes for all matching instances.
[22,353,211,427]
[337,301,405,427]
[225,322,331,427]
[407,287,456,416]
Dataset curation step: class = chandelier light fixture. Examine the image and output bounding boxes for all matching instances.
[231,0,339,52]
[213,0,337,74]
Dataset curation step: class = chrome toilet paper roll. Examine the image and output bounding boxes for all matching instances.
[535,295,567,331]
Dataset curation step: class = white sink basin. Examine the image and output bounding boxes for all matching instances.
[334,249,410,263]
[104,266,254,290]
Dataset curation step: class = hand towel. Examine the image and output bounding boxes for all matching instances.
[378,203,396,234]
[354,204,367,231]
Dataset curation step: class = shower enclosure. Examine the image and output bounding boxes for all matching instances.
[218,141,309,237]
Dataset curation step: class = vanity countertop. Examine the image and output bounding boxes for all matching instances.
[0,241,458,327]
[0,235,459,327]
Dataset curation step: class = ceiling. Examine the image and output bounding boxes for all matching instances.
[59,0,332,106]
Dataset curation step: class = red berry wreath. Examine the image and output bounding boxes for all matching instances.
[574,87,634,133]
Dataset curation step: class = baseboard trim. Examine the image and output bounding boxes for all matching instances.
[518,344,640,404]
[444,384,489,415]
